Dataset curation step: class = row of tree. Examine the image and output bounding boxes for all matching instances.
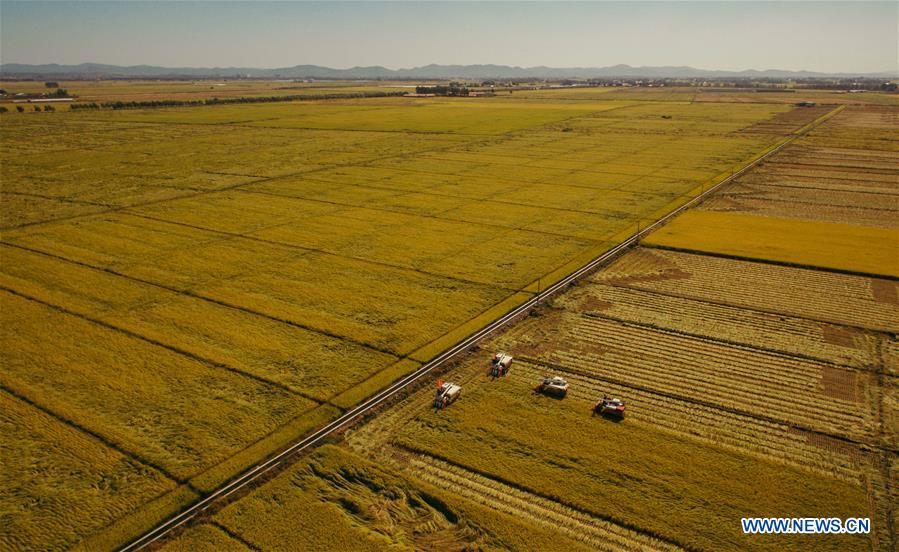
[68,90,405,111]
[1,104,56,113]
[415,83,471,96]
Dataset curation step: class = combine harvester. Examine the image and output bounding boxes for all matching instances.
[537,376,569,397]
[594,396,626,419]
[490,352,513,377]
[434,380,462,409]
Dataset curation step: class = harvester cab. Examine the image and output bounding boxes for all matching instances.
[595,396,626,418]
[434,380,462,409]
[490,352,513,377]
[537,376,569,397]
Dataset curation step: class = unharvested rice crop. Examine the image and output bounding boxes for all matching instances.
[211,445,597,551]
[157,523,251,552]
[643,210,899,278]
[0,292,316,480]
[0,245,400,401]
[0,392,175,551]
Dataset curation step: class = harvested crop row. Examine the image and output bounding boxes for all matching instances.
[595,248,899,333]
[767,150,899,172]
[556,283,880,369]
[739,105,833,135]
[394,365,870,552]
[346,352,493,452]
[710,181,899,211]
[401,449,682,552]
[512,360,866,482]
[741,166,899,192]
[701,195,899,228]
[556,316,873,439]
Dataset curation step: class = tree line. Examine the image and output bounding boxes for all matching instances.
[415,83,471,96]
[68,90,406,110]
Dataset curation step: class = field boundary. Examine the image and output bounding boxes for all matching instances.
[118,104,846,551]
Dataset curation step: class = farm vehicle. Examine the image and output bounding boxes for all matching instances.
[490,352,513,377]
[594,396,626,418]
[434,380,462,409]
[536,376,569,397]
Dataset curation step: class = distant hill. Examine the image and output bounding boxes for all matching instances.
[0,62,894,80]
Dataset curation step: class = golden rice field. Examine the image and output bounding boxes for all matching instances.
[327,255,891,550]
[643,209,899,277]
[1,87,889,550]
[333,310,874,552]
[193,101,897,551]
[702,106,899,229]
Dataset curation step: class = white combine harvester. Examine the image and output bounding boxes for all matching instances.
[434,380,462,409]
[490,352,513,377]
[537,376,569,397]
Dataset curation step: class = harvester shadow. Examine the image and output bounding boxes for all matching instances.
[533,387,566,401]
[591,410,624,423]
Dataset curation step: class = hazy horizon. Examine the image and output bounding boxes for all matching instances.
[2,1,897,74]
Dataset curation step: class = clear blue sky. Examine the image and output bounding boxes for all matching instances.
[2,1,896,73]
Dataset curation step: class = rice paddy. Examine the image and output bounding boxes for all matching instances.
[2,86,893,550]
[206,101,895,551]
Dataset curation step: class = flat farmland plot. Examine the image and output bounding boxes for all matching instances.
[703,181,899,228]
[390,370,869,552]
[2,214,510,355]
[0,246,400,401]
[0,392,175,551]
[593,247,899,333]
[506,311,877,441]
[243,98,615,134]
[205,445,598,552]
[0,292,316,481]
[700,106,899,228]
[644,210,899,278]
[1,93,831,548]
[555,283,882,370]
[0,79,409,103]
[508,357,868,482]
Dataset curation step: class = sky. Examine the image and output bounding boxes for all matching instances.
[1,1,896,73]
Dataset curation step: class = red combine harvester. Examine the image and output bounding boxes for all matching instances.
[490,352,513,377]
[594,396,626,418]
[434,380,462,409]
